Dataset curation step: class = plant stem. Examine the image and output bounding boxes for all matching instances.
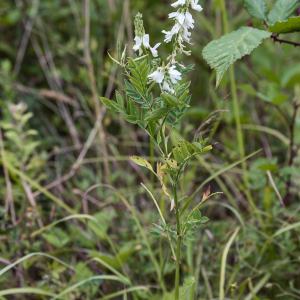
[174,184,181,300]
[161,126,168,157]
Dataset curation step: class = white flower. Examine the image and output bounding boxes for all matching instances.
[191,0,203,12]
[133,36,141,51]
[184,11,194,29]
[142,34,150,48]
[150,43,161,57]
[133,34,160,57]
[162,23,181,43]
[163,81,171,92]
[168,66,182,84]
[169,11,185,25]
[171,0,185,7]
[148,68,165,83]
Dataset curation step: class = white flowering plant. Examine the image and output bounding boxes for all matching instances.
[102,1,219,298]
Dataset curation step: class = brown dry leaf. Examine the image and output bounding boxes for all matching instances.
[202,185,211,201]
[170,199,175,211]
[162,185,170,196]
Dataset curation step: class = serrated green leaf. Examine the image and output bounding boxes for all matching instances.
[202,27,272,89]
[184,141,195,155]
[124,79,134,90]
[269,16,300,33]
[243,0,268,21]
[268,0,300,25]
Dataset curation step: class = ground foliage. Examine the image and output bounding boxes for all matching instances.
[0,0,300,299]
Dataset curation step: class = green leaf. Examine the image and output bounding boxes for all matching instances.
[100,97,115,111]
[272,94,288,105]
[162,168,177,176]
[182,240,190,247]
[186,235,195,241]
[115,91,124,106]
[165,158,180,169]
[193,209,202,220]
[237,84,257,96]
[172,147,184,164]
[130,156,153,171]
[148,121,156,136]
[268,0,300,25]
[201,216,209,224]
[125,115,137,124]
[144,107,169,121]
[137,120,147,130]
[148,232,160,238]
[269,16,300,33]
[202,27,272,89]
[243,0,268,21]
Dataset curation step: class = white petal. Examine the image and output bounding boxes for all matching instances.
[156,72,165,83]
[185,11,194,24]
[171,0,185,7]
[169,12,179,18]
[152,43,161,50]
[191,0,203,11]
[134,36,142,46]
[143,34,150,48]
[163,81,171,92]
[177,13,185,25]
[133,44,140,51]
[150,47,158,57]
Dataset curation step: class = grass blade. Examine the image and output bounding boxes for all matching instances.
[0,288,56,297]
[219,227,240,299]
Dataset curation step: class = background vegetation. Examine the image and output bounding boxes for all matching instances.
[0,0,300,299]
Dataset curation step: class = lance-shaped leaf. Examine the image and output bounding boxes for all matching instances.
[268,0,300,25]
[130,156,153,171]
[243,0,268,21]
[269,16,300,33]
[202,27,272,89]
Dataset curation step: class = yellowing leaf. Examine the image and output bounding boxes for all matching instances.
[170,199,175,211]
[131,156,153,171]
[162,185,170,196]
[165,158,180,169]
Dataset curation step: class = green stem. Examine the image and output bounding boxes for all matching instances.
[150,139,154,188]
[160,127,168,157]
[174,184,181,300]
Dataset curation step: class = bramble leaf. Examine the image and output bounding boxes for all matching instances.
[243,0,268,21]
[268,0,300,25]
[269,16,300,34]
[202,27,272,89]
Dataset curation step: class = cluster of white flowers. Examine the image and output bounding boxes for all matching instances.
[148,66,182,93]
[133,34,161,57]
[163,0,203,63]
